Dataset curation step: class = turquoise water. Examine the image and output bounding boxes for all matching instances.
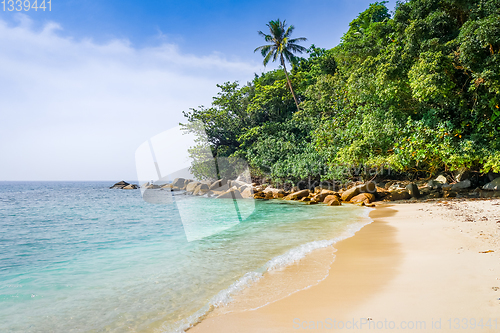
[0,182,369,332]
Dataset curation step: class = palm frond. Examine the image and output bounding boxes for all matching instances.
[257,31,267,38]
[263,50,274,66]
[272,50,279,63]
[254,44,273,54]
[258,31,273,43]
[284,24,295,38]
[282,49,295,63]
[287,43,307,54]
[288,37,307,44]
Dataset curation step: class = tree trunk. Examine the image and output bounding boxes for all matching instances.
[281,55,300,112]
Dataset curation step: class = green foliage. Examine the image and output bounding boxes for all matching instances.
[183,0,500,184]
[408,51,456,103]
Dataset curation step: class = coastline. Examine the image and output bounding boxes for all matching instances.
[165,204,373,333]
[188,199,500,332]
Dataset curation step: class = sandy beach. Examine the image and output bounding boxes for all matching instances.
[189,199,500,332]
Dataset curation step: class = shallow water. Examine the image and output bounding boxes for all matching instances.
[0,181,369,332]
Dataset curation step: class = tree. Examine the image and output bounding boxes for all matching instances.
[254,19,307,111]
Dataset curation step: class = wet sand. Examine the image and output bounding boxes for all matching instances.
[189,200,500,332]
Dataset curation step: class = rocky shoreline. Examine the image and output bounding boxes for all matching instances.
[111,174,500,206]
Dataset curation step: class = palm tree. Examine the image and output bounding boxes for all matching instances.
[254,19,307,112]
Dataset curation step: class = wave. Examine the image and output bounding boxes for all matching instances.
[164,208,373,333]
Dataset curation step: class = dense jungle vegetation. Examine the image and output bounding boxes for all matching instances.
[182,0,500,185]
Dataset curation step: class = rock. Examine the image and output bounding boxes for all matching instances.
[405,183,420,198]
[240,187,254,199]
[253,192,266,199]
[451,179,471,190]
[455,168,470,182]
[253,185,266,193]
[341,186,360,202]
[216,186,243,199]
[488,172,500,182]
[273,191,286,199]
[264,191,274,199]
[255,185,265,192]
[284,189,310,200]
[443,190,457,198]
[419,187,430,197]
[388,184,404,191]
[435,175,448,184]
[323,195,338,205]
[122,184,138,190]
[263,187,285,195]
[350,193,376,204]
[182,179,193,189]
[299,197,311,202]
[185,182,201,193]
[172,178,186,188]
[311,190,336,203]
[483,177,500,191]
[327,197,342,206]
[427,180,442,190]
[479,190,500,198]
[441,184,452,190]
[231,180,250,189]
[263,187,287,199]
[425,191,443,199]
[211,183,230,193]
[385,190,411,201]
[340,182,377,202]
[209,179,228,191]
[110,181,129,189]
[384,181,395,190]
[375,187,390,200]
[193,183,209,195]
[341,184,364,202]
[365,181,377,193]
[262,187,275,193]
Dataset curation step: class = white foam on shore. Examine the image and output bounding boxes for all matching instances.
[165,207,374,333]
[245,214,373,312]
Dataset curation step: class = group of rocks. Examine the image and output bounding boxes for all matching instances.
[253,183,376,206]
[109,181,138,190]
[381,174,500,201]
[110,173,500,205]
[159,178,255,199]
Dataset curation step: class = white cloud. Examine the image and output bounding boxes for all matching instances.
[0,15,261,181]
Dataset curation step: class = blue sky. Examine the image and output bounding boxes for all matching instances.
[0,0,397,181]
[5,0,397,56]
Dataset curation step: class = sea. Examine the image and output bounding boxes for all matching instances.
[0,181,371,332]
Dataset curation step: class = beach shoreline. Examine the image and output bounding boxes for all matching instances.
[188,199,500,332]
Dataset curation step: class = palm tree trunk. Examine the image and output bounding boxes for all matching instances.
[281,55,300,112]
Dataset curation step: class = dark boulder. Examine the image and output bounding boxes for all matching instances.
[405,183,420,198]
[110,181,129,189]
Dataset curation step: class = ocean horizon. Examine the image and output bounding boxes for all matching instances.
[0,181,370,332]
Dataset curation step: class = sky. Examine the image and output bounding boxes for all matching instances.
[0,0,397,181]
